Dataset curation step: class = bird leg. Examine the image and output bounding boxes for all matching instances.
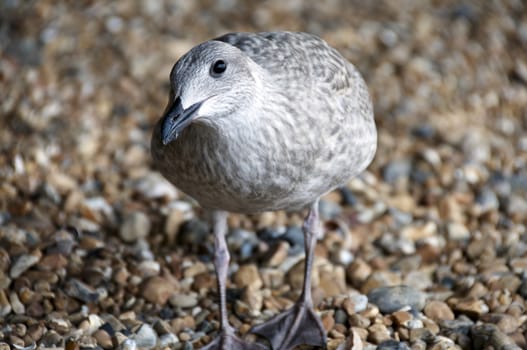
[251,200,327,350]
[201,210,267,350]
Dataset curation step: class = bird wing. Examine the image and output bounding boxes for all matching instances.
[214,32,353,92]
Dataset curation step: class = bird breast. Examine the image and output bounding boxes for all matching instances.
[152,88,376,214]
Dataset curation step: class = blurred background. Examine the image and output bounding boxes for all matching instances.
[1,1,527,349]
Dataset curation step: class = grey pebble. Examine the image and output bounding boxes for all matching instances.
[10,253,40,278]
[133,323,157,349]
[65,278,102,304]
[318,199,342,219]
[177,219,210,250]
[120,339,137,350]
[383,159,411,183]
[367,285,426,313]
[334,309,347,324]
[349,293,368,313]
[120,211,151,243]
[377,340,411,350]
[159,333,179,347]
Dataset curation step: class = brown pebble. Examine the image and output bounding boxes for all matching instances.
[171,316,195,334]
[367,323,391,344]
[265,241,289,267]
[179,332,191,341]
[453,298,489,318]
[346,258,372,286]
[192,272,216,290]
[348,313,371,328]
[424,300,454,322]
[141,276,178,305]
[480,313,520,334]
[392,310,412,326]
[27,324,45,342]
[93,329,113,349]
[321,311,335,332]
[233,264,263,290]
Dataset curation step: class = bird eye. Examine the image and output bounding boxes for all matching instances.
[211,60,227,76]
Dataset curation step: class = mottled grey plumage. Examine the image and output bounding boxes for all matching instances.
[151,32,377,350]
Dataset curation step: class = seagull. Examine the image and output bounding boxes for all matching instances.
[151,31,377,350]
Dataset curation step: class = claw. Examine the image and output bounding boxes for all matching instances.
[251,302,327,350]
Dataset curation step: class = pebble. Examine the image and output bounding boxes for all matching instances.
[10,251,42,278]
[0,290,12,317]
[132,324,157,349]
[233,264,263,290]
[93,329,113,349]
[141,276,178,305]
[65,278,103,304]
[424,300,455,322]
[452,298,489,318]
[2,3,527,350]
[159,333,179,347]
[134,172,178,200]
[119,211,151,243]
[169,292,198,309]
[368,324,391,344]
[377,340,411,350]
[367,285,426,313]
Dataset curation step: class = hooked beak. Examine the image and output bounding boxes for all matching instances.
[161,96,203,145]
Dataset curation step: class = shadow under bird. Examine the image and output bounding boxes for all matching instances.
[151,32,377,350]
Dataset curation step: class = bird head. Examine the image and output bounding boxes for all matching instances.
[159,40,259,145]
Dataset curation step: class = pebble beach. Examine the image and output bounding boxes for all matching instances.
[1,1,527,349]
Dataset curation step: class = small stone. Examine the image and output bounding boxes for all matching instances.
[318,265,346,297]
[93,329,113,349]
[135,172,178,200]
[392,310,412,326]
[10,251,42,278]
[159,333,179,347]
[87,314,106,334]
[171,316,195,334]
[47,313,71,333]
[321,311,335,332]
[41,330,62,346]
[342,293,368,316]
[138,260,161,277]
[348,314,371,328]
[383,159,411,183]
[120,211,151,243]
[453,298,489,318]
[112,332,129,348]
[377,340,411,350]
[409,328,434,343]
[368,324,391,344]
[0,289,12,317]
[242,287,263,311]
[65,278,102,303]
[265,241,289,267]
[367,285,426,313]
[169,292,198,309]
[133,324,157,349]
[120,339,137,350]
[260,268,285,289]
[446,222,470,241]
[178,219,210,251]
[424,300,454,322]
[183,261,207,278]
[233,264,263,290]
[346,258,372,285]
[480,313,520,334]
[142,276,178,305]
[27,324,45,342]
